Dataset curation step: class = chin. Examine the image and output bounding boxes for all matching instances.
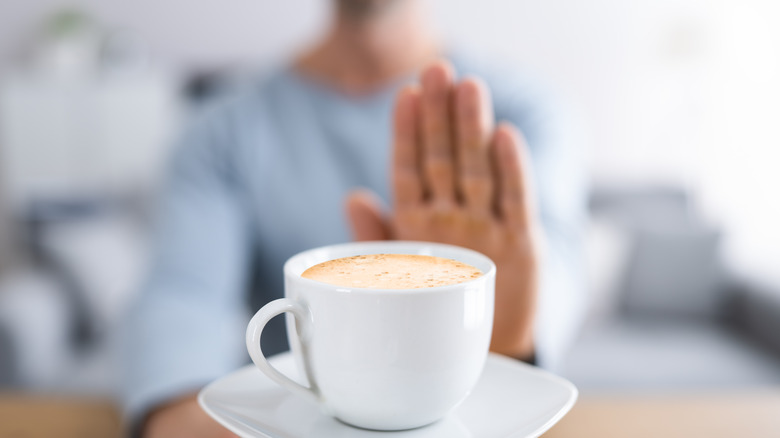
[336,0,407,17]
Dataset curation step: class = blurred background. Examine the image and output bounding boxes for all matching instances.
[1,0,779,434]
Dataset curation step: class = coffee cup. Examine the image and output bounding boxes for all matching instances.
[246,241,496,431]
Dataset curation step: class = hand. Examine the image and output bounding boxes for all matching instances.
[142,394,239,438]
[346,60,541,359]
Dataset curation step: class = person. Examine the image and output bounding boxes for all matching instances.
[121,0,586,436]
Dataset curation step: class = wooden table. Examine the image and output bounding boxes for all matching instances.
[2,390,779,438]
[0,394,122,438]
[543,390,780,438]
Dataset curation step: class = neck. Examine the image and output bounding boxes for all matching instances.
[296,2,439,94]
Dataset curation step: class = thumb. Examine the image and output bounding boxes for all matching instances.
[344,189,392,241]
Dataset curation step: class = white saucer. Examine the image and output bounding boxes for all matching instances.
[199,352,577,438]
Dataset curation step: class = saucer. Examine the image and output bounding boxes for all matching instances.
[199,353,577,438]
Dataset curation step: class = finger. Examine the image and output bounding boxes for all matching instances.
[493,123,537,230]
[420,60,457,204]
[392,85,424,209]
[345,189,392,241]
[455,77,495,214]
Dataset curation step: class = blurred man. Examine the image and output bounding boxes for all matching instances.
[123,0,586,436]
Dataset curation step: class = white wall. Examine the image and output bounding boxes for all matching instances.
[0,0,327,70]
[433,0,780,282]
[1,0,779,281]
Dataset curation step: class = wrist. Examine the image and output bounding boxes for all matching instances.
[490,332,535,363]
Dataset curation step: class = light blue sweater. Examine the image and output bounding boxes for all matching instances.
[121,56,587,424]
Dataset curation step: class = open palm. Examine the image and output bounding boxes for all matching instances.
[346,61,541,359]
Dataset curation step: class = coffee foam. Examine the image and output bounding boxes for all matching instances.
[301,254,482,289]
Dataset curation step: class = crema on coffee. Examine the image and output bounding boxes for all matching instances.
[301,253,482,289]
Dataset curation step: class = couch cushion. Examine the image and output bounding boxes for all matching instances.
[620,224,726,318]
[562,317,780,392]
[733,280,780,356]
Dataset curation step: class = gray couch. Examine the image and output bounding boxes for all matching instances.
[563,186,780,392]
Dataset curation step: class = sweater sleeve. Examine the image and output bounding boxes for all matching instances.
[120,106,252,428]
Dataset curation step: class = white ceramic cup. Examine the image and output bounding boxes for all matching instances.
[246,241,496,431]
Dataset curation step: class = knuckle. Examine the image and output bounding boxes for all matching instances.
[425,159,454,181]
[394,170,420,187]
[460,138,485,153]
[462,181,492,208]
[461,176,492,194]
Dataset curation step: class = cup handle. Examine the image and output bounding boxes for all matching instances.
[246,298,319,404]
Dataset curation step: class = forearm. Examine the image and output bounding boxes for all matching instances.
[121,109,253,432]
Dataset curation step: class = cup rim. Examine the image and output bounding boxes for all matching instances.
[284,240,497,294]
